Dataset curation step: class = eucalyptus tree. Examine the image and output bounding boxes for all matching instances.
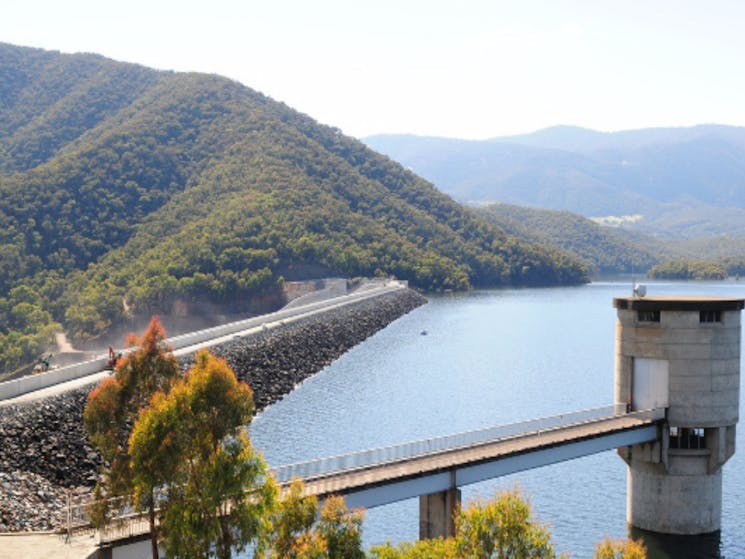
[258,480,365,559]
[84,316,180,557]
[129,349,276,559]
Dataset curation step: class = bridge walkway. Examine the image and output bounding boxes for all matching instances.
[56,404,664,547]
[272,405,664,509]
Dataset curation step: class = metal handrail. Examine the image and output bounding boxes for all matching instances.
[270,405,664,482]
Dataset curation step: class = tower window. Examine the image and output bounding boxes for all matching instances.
[637,310,660,322]
[669,427,706,449]
[700,310,722,323]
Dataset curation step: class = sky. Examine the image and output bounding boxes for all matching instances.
[3,0,745,140]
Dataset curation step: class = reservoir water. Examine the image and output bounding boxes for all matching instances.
[249,279,745,558]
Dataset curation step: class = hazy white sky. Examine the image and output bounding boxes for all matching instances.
[3,0,745,139]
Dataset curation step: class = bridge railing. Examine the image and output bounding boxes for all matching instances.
[66,491,166,541]
[271,405,664,483]
[166,282,402,353]
[64,405,663,534]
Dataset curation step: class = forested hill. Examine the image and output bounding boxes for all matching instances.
[477,203,674,275]
[0,43,587,369]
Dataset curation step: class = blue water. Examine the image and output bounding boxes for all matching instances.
[249,279,745,558]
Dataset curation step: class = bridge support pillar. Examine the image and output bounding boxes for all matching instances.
[419,487,460,540]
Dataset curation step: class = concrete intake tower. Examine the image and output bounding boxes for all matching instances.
[613,295,743,534]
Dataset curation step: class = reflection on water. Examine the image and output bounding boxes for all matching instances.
[631,527,721,559]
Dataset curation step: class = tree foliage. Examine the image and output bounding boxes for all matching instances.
[129,349,276,559]
[83,316,180,556]
[454,488,559,559]
[721,256,745,277]
[647,259,728,280]
[593,536,647,559]
[371,488,567,559]
[260,480,321,559]
[257,480,366,559]
[369,538,458,559]
[0,283,61,374]
[316,496,366,559]
[478,203,671,276]
[370,488,648,559]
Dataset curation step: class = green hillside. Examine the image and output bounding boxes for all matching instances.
[0,43,587,371]
[477,203,671,276]
[478,203,745,279]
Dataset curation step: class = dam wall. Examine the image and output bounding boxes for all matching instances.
[0,287,426,532]
[0,282,411,402]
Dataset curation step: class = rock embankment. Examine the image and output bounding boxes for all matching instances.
[180,288,426,410]
[0,288,426,532]
[0,394,100,532]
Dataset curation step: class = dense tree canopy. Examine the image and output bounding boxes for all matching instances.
[0,43,587,372]
[647,259,729,280]
[454,489,559,559]
[258,481,365,559]
[478,203,670,276]
[83,317,180,556]
[129,349,275,559]
[478,203,745,280]
[0,283,61,375]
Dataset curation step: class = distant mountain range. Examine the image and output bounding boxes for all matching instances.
[364,125,745,239]
[0,42,587,371]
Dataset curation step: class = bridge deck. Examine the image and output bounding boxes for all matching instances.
[275,407,664,505]
[64,405,664,542]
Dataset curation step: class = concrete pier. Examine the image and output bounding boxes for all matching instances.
[419,487,461,539]
[613,295,743,534]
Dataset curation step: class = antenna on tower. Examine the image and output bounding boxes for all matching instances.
[633,283,646,298]
[631,259,645,298]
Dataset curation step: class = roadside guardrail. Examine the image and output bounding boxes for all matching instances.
[0,282,404,402]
